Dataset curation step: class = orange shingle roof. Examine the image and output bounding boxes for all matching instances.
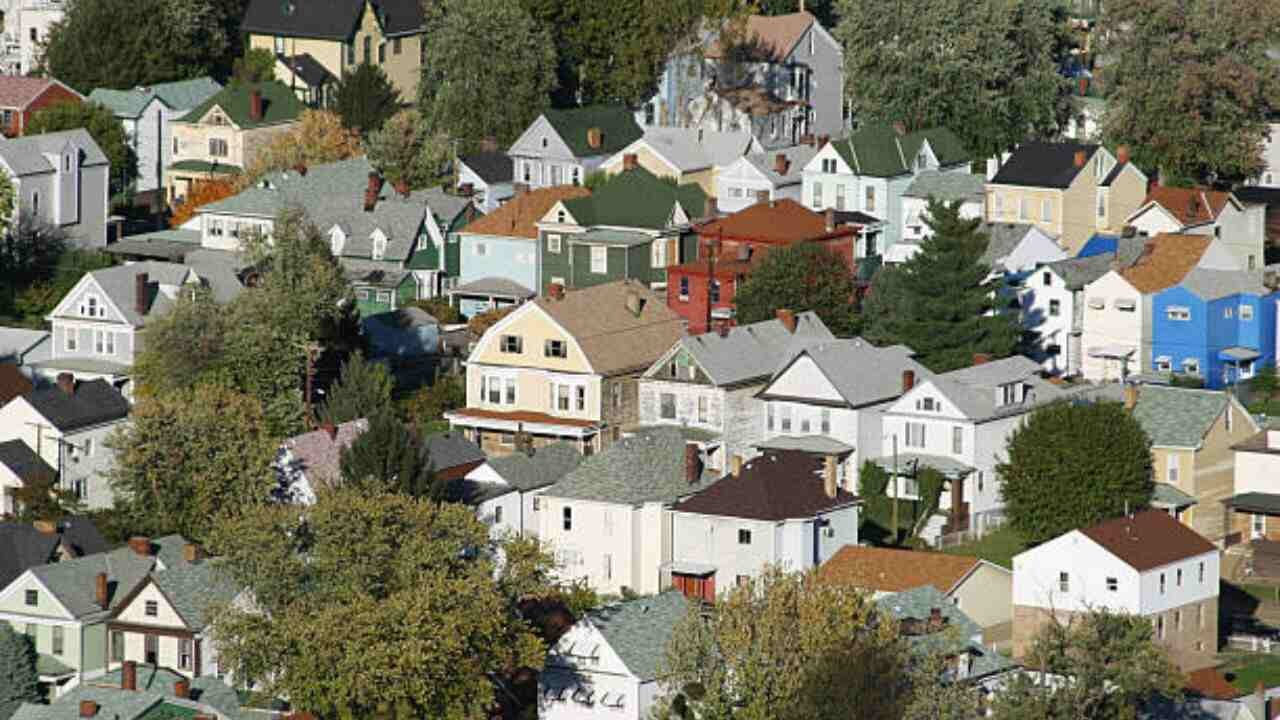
[1184,667,1241,700]
[707,12,817,62]
[461,186,590,239]
[1119,233,1213,294]
[1145,186,1234,227]
[819,546,984,593]
[699,199,852,244]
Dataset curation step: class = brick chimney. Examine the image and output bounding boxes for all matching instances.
[586,127,603,150]
[364,187,378,212]
[127,536,151,557]
[774,153,789,175]
[1073,150,1087,169]
[822,455,838,499]
[480,136,498,153]
[367,171,382,194]
[928,606,944,631]
[684,443,701,485]
[972,353,991,366]
[717,319,730,337]
[183,543,204,563]
[249,89,264,122]
[1116,145,1130,164]
[174,680,190,699]
[95,571,108,609]
[755,189,770,204]
[824,207,835,232]
[56,372,74,395]
[1078,76,1089,96]
[79,700,98,718]
[902,369,916,393]
[817,134,830,147]
[321,422,337,440]
[776,308,796,334]
[513,182,530,196]
[394,178,410,198]
[122,660,137,691]
[622,153,638,171]
[548,282,565,301]
[135,272,149,315]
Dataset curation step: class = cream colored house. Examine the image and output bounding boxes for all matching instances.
[598,127,761,196]
[986,142,1148,255]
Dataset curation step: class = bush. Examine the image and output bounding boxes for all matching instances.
[410,298,462,324]
[403,374,466,426]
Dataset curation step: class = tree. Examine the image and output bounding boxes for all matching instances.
[1250,364,1279,417]
[403,374,466,427]
[862,200,1021,373]
[106,384,278,541]
[409,298,463,324]
[232,47,277,83]
[1099,0,1280,184]
[833,0,1070,161]
[991,609,1181,719]
[206,490,549,718]
[732,242,860,336]
[901,652,985,720]
[338,410,434,497]
[238,110,362,189]
[333,64,401,135]
[467,307,513,337]
[999,401,1152,545]
[169,179,237,228]
[0,211,64,312]
[27,101,136,194]
[363,109,450,189]
[131,289,228,396]
[756,0,836,25]
[420,0,556,147]
[318,352,394,425]
[10,473,85,524]
[0,623,39,719]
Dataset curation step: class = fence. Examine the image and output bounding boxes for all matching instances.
[935,514,1008,549]
[1227,633,1280,654]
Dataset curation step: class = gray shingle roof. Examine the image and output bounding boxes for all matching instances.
[924,356,1070,423]
[674,311,833,387]
[1044,237,1147,289]
[1178,268,1269,300]
[586,590,689,680]
[183,248,250,303]
[877,585,1012,680]
[744,143,818,186]
[1132,385,1229,448]
[979,222,1036,268]
[0,438,53,482]
[0,128,109,176]
[485,442,583,492]
[150,558,240,630]
[11,670,243,720]
[902,171,985,202]
[23,379,130,433]
[79,261,196,327]
[28,547,154,619]
[423,431,486,473]
[629,127,758,172]
[450,276,536,298]
[766,337,931,408]
[547,427,708,505]
[0,523,58,589]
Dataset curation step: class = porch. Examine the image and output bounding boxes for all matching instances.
[445,408,601,457]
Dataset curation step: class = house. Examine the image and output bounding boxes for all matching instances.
[539,591,689,720]
[986,142,1149,255]
[667,448,860,601]
[0,127,110,247]
[0,327,50,372]
[445,280,684,456]
[88,77,222,196]
[0,76,80,137]
[0,439,53,516]
[755,337,933,487]
[977,223,1069,279]
[1225,429,1280,545]
[508,106,642,190]
[599,127,761,196]
[714,142,818,213]
[877,585,1014,684]
[820,546,1013,629]
[666,199,860,333]
[0,517,108,588]
[1130,384,1259,541]
[10,663,246,720]
[456,150,514,213]
[1127,186,1266,272]
[1081,233,1238,381]
[167,81,303,203]
[1149,268,1279,387]
[0,376,130,510]
[1249,118,1280,188]
[1012,510,1219,671]
[0,1,67,76]
[242,0,427,99]
[537,427,710,595]
[452,442,583,540]
[636,309,834,472]
[273,52,337,107]
[537,165,707,296]
[898,170,986,246]
[802,123,972,253]
[0,534,189,695]
[274,418,368,504]
[449,185,590,317]
[423,430,486,482]
[1234,186,1280,249]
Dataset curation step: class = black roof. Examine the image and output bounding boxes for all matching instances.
[990,141,1100,189]
[0,517,107,589]
[1234,186,1280,207]
[242,0,424,40]
[25,379,130,432]
[278,53,336,88]
[459,152,514,184]
[0,439,53,481]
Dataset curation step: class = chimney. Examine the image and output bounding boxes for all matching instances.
[1116,145,1130,165]
[79,700,98,718]
[623,153,638,171]
[127,536,151,557]
[95,571,108,610]
[122,660,137,691]
[703,196,718,218]
[817,134,830,147]
[928,607,944,631]
[548,282,565,301]
[1073,150,1087,169]
[776,308,796,334]
[684,443,701,485]
[249,89,263,122]
[292,162,307,176]
[1078,76,1089,96]
[586,127,603,150]
[183,543,204,563]
[972,353,991,366]
[731,455,743,478]
[892,121,907,136]
[367,171,383,194]
[33,519,56,534]
[774,153,790,175]
[822,455,838,499]
[174,680,190,699]
[321,422,337,440]
[824,207,835,232]
[394,178,410,198]
[56,372,74,395]
[480,136,498,153]
[902,369,916,393]
[1124,382,1139,411]
[135,272,149,315]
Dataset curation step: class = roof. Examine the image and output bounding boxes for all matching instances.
[831,123,970,178]
[743,143,818,185]
[459,151,514,184]
[566,227,653,247]
[547,427,709,505]
[764,337,930,408]
[706,12,817,62]
[1233,186,1280,207]
[1141,186,1235,227]
[1132,385,1229,448]
[282,418,367,491]
[1079,510,1217,571]
[423,431,486,473]
[584,591,689,681]
[561,166,705,230]
[978,223,1037,267]
[754,435,852,454]
[989,141,1100,188]
[0,327,49,362]
[628,127,757,172]
[541,105,643,158]
[674,311,833,386]
[23,379,129,433]
[820,546,990,593]
[0,523,58,590]
[449,276,535,299]
[534,280,685,376]
[0,128,109,176]
[1119,234,1214,294]
[177,81,303,128]
[0,438,53,482]
[1178,267,1269,300]
[0,362,32,405]
[0,77,74,109]
[1225,492,1280,514]
[26,537,186,619]
[485,443,582,492]
[1151,482,1198,509]
[673,450,858,521]
[88,77,221,117]
[877,585,1012,679]
[242,0,424,39]
[462,185,591,239]
[104,229,203,262]
[1232,430,1280,455]
[924,355,1070,423]
[277,53,335,88]
[1045,237,1148,289]
[74,261,196,327]
[150,558,240,630]
[183,248,251,304]
[698,198,853,244]
[902,170,986,202]
[11,670,242,720]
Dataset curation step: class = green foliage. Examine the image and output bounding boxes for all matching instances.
[363,109,450,188]
[999,401,1153,545]
[0,172,14,238]
[318,352,393,425]
[940,525,1026,569]
[862,200,1021,373]
[858,461,890,497]
[333,63,402,135]
[0,623,39,718]
[420,0,557,147]
[28,101,137,194]
[0,212,66,316]
[338,410,435,497]
[756,0,836,25]
[732,243,860,336]
[233,48,277,83]
[402,374,466,426]
[409,298,462,324]
[11,473,85,524]
[1250,364,1279,416]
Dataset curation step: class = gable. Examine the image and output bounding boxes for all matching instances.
[48,274,128,325]
[469,303,594,374]
[0,570,75,619]
[803,143,850,174]
[762,354,844,403]
[1128,203,1184,233]
[114,578,189,629]
[539,201,579,227]
[642,343,710,383]
[194,103,238,130]
[548,618,632,678]
[1197,239,1241,271]
[1085,270,1139,300]
[508,115,576,160]
[1004,227,1067,271]
[720,156,771,183]
[884,380,967,420]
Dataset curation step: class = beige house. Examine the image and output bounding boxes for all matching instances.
[986,142,1148,255]
[167,81,302,203]
[445,280,685,456]
[598,127,761,196]
[242,0,425,100]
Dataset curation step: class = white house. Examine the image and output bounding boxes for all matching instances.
[540,591,689,720]
[452,442,582,540]
[0,0,63,74]
[1126,186,1266,272]
[508,106,642,190]
[899,171,985,246]
[1012,510,1219,670]
[0,128,111,247]
[456,151,513,213]
[713,143,817,213]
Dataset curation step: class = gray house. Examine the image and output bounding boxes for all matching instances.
[508,106,643,190]
[0,128,110,247]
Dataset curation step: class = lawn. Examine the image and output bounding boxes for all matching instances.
[940,526,1029,569]
[1222,653,1280,694]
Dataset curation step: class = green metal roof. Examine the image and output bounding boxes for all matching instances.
[88,77,221,118]
[832,123,970,177]
[1132,385,1228,448]
[561,167,705,230]
[543,105,642,158]
[177,81,303,129]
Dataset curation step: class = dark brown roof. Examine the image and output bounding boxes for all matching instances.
[673,450,859,521]
[0,362,33,406]
[447,407,600,429]
[819,546,985,593]
[1080,510,1216,571]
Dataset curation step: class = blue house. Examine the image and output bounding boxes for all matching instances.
[1150,268,1279,388]
[1076,233,1122,258]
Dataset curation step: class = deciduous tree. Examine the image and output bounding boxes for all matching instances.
[238,110,362,188]
[27,101,136,194]
[169,179,237,228]
[363,109,450,189]
[232,47,277,83]
[0,623,39,719]
[338,410,433,497]
[403,374,466,427]
[0,211,63,311]
[732,242,860,336]
[333,64,401,135]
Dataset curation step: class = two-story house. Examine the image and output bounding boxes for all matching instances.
[508,106,642,190]
[456,442,583,540]
[1225,429,1280,545]
[0,376,130,510]
[0,128,110,247]
[667,449,860,601]
[167,81,303,203]
[0,76,80,137]
[599,127,760,196]
[1127,186,1267,272]
[1012,510,1219,671]
[802,123,972,254]
[0,0,67,77]
[242,0,427,99]
[445,280,684,456]
[986,142,1149,255]
[538,427,710,595]
[714,142,818,213]
[637,309,833,472]
[88,77,222,197]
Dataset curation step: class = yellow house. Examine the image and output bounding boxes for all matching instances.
[242,0,425,101]
[986,142,1149,255]
[598,128,762,197]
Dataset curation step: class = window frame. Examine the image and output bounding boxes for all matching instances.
[590,245,608,274]
[738,528,752,545]
[499,335,523,354]
[145,600,159,617]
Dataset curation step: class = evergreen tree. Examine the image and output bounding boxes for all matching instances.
[318,352,393,426]
[732,243,860,336]
[333,64,401,135]
[339,411,434,497]
[0,623,40,718]
[862,200,1021,373]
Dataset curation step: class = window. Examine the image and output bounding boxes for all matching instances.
[95,330,114,355]
[500,335,523,354]
[544,339,566,358]
[363,36,372,65]
[952,426,963,454]
[553,384,571,411]
[378,42,386,63]
[1096,189,1107,219]
[346,42,355,65]
[709,280,721,304]
[1225,306,1234,319]
[1182,358,1201,375]
[1199,562,1205,583]
[562,507,572,531]
[822,158,837,173]
[697,396,708,423]
[738,529,752,545]
[660,392,676,419]
[1199,602,1206,628]
[1049,299,1061,317]
[1106,577,1118,592]
[52,626,63,656]
[145,600,158,617]
[24,589,36,606]
[603,553,612,580]
[651,240,666,268]
[1058,571,1069,593]
[1165,305,1190,321]
[65,329,76,352]
[1168,454,1179,484]
[780,405,792,432]
[865,186,876,212]
[84,438,94,457]
[1156,615,1165,640]
[575,385,586,412]
[590,246,607,274]
[1042,271,1052,287]
[31,192,37,217]
[835,184,845,210]
[800,417,810,433]
[486,376,501,404]
[1176,568,1183,587]
[1155,356,1172,373]
[905,422,926,448]
[179,638,192,669]
[1159,573,1166,594]
[1242,304,1255,321]
[1088,296,1105,310]
[172,137,179,156]
[1000,383,1018,406]
[111,631,124,662]
[612,382,622,409]
[993,193,1004,217]
[145,635,158,664]
[394,37,402,54]
[208,138,228,157]
[767,404,775,431]
[371,236,386,260]
[474,242,487,257]
[1019,197,1030,221]
[679,277,689,300]
[1115,299,1136,313]
[274,35,286,53]
[504,379,516,405]
[820,409,831,434]
[1042,198,1053,222]
[811,181,823,208]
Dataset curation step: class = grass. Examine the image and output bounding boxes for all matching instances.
[940,526,1029,569]
[1222,653,1280,694]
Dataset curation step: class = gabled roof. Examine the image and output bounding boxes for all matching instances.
[242,0,424,39]
[534,280,684,376]
[541,105,643,158]
[1119,234,1214,294]
[423,431,486,474]
[0,77,78,109]
[743,143,818,185]
[71,261,196,327]
[765,337,930,408]
[1045,237,1148,290]
[0,128,109,175]
[485,442,583,492]
[584,591,689,681]
[830,123,970,178]
[277,53,335,88]
[11,670,242,720]
[978,223,1038,268]
[0,438,53,483]
[0,362,32,405]
[1177,268,1270,300]
[698,198,853,244]
[547,427,708,505]
[149,558,240,631]
[877,585,1012,679]
[177,81,303,129]
[820,546,993,593]
[706,12,817,62]
[923,355,1070,423]
[0,523,59,590]
[561,166,705,230]
[22,379,129,433]
[1132,385,1232,449]
[669,311,833,387]
[673,450,858,521]
[89,77,221,117]
[459,151,514,184]
[24,536,187,619]
[1138,186,1237,227]
[989,141,1100,188]
[1079,510,1216,572]
[902,170,985,202]
[623,127,758,172]
[463,185,590,239]
[281,418,367,490]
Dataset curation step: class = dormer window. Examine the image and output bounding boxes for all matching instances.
[371,233,387,260]
[999,383,1020,405]
[329,227,346,256]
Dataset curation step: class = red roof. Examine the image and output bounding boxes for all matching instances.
[447,407,600,429]
[1144,186,1235,226]
[0,77,68,110]
[699,199,856,245]
[1080,510,1216,572]
[0,363,32,406]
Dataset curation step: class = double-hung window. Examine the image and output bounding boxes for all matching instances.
[660,392,676,419]
[864,186,876,212]
[952,426,963,454]
[486,376,501,404]
[779,405,792,432]
[208,138,228,157]
[52,626,63,656]
[590,246,607,274]
[504,379,516,405]
[544,339,566,358]
[811,182,823,208]
[575,386,586,412]
[179,638,192,669]
[820,408,831,434]
[697,396,708,424]
[905,422,926,448]
[500,335,522,354]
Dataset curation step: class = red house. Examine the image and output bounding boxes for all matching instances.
[666,199,861,334]
[0,77,82,137]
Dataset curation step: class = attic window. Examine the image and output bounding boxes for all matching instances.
[24,590,36,606]
[145,600,158,617]
[1114,298,1136,312]
[371,235,387,261]
[542,137,548,148]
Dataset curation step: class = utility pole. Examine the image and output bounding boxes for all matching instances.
[891,434,899,545]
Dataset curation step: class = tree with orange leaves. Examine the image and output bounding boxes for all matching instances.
[239,109,362,189]
[169,179,236,228]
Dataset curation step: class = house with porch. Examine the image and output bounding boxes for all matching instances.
[1226,429,1280,546]
[0,127,111,247]
[445,280,684,456]
[1127,186,1266,271]
[636,309,833,473]
[599,127,760,196]
[508,106,642,190]
[714,142,818,213]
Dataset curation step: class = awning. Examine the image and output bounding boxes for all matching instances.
[1087,344,1135,359]
[1151,482,1197,510]
[755,435,854,456]
[663,560,717,576]
[444,408,600,438]
[868,453,973,479]
[1224,492,1280,515]
[1220,347,1261,362]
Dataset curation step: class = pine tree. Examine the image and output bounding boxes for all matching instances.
[339,411,433,497]
[333,64,401,135]
[0,623,40,718]
[318,352,394,426]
